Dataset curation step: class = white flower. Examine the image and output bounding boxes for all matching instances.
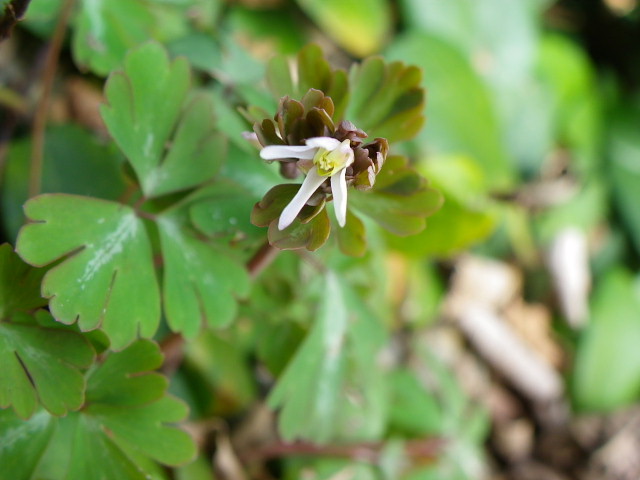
[260,137,354,230]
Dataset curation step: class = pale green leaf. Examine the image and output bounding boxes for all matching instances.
[269,272,389,443]
[386,33,514,190]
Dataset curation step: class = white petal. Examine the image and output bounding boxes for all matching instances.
[331,168,349,227]
[278,167,327,230]
[260,145,317,160]
[305,137,341,151]
[344,147,355,168]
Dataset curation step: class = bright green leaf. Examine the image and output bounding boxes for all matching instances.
[158,209,250,338]
[16,194,160,350]
[189,181,263,242]
[83,340,195,465]
[102,42,224,198]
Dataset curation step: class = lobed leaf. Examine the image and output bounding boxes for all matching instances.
[72,0,155,76]
[16,194,160,350]
[387,155,497,257]
[158,209,250,338]
[0,341,196,479]
[102,42,224,198]
[269,272,389,443]
[347,57,425,143]
[0,409,57,480]
[349,156,443,236]
[0,313,95,420]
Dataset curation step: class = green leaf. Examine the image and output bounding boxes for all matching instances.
[349,156,442,236]
[268,209,331,251]
[0,244,46,319]
[387,156,497,257]
[84,340,195,465]
[295,0,391,57]
[269,272,389,443]
[189,181,263,242]
[573,270,640,411]
[21,0,63,37]
[252,184,332,251]
[536,34,601,173]
[610,104,640,256]
[387,370,442,436]
[226,4,307,55]
[157,209,250,338]
[0,341,196,479]
[0,313,95,419]
[102,42,224,198]
[347,57,425,143]
[386,33,514,190]
[336,210,367,256]
[256,319,305,377]
[0,409,57,480]
[167,32,221,74]
[220,143,283,198]
[399,0,540,86]
[16,194,160,350]
[72,0,155,76]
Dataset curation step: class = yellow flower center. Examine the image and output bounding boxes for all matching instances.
[313,140,351,176]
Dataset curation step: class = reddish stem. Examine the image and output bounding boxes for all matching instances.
[246,241,279,279]
[246,438,444,463]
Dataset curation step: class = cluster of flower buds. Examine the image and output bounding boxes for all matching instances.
[253,89,388,230]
